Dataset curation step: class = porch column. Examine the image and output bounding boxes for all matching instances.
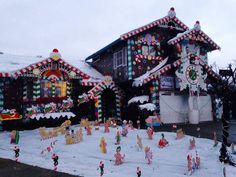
[33,79,40,101]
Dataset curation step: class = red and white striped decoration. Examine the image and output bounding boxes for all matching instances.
[81,81,99,87]
[168,28,220,50]
[120,8,188,40]
[143,64,172,84]
[0,72,10,77]
[57,58,90,79]
[135,55,163,61]
[173,59,182,67]
[12,58,53,77]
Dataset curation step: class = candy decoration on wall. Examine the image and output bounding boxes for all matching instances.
[66,81,71,97]
[127,39,133,80]
[23,80,27,101]
[150,79,160,114]
[33,80,40,101]
[52,82,55,97]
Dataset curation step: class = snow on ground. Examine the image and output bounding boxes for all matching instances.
[0,126,235,177]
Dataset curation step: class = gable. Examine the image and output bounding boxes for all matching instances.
[120,7,189,40]
[168,21,220,51]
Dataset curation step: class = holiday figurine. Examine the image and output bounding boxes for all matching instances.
[99,137,107,153]
[213,131,218,147]
[13,146,20,162]
[189,137,196,150]
[115,130,121,145]
[136,135,143,151]
[114,146,125,165]
[51,153,59,171]
[76,127,83,142]
[10,130,20,144]
[187,154,192,175]
[144,146,153,164]
[99,161,104,176]
[121,121,128,137]
[137,120,141,129]
[128,120,134,130]
[86,125,92,135]
[147,127,154,140]
[195,151,200,169]
[104,121,110,133]
[158,133,169,148]
[136,167,141,177]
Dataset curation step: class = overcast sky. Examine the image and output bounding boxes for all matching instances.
[0,0,235,67]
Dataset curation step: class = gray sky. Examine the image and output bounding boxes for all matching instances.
[0,0,235,67]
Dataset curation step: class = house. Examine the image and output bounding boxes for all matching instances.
[83,7,220,124]
[0,49,104,130]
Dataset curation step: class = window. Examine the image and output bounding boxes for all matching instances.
[113,48,126,69]
[40,80,67,97]
[142,46,156,56]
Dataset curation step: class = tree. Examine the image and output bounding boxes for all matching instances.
[211,63,236,165]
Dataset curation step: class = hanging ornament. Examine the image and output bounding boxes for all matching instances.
[143,59,147,64]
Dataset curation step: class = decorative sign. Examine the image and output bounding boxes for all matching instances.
[160,76,174,89]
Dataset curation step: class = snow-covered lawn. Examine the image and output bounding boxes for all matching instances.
[0,125,235,177]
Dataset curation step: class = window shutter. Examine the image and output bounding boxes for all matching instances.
[123,47,127,66]
[113,53,117,69]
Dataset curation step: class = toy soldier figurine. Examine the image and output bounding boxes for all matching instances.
[99,161,104,176]
[136,167,141,177]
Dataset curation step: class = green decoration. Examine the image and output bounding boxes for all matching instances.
[33,80,40,101]
[52,82,55,97]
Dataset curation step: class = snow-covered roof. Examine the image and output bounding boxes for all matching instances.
[139,103,157,111]
[133,57,168,87]
[128,95,149,105]
[0,52,104,80]
[168,21,220,51]
[0,53,43,73]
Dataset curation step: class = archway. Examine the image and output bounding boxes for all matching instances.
[101,89,116,121]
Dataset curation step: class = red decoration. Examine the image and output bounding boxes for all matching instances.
[53,49,59,53]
